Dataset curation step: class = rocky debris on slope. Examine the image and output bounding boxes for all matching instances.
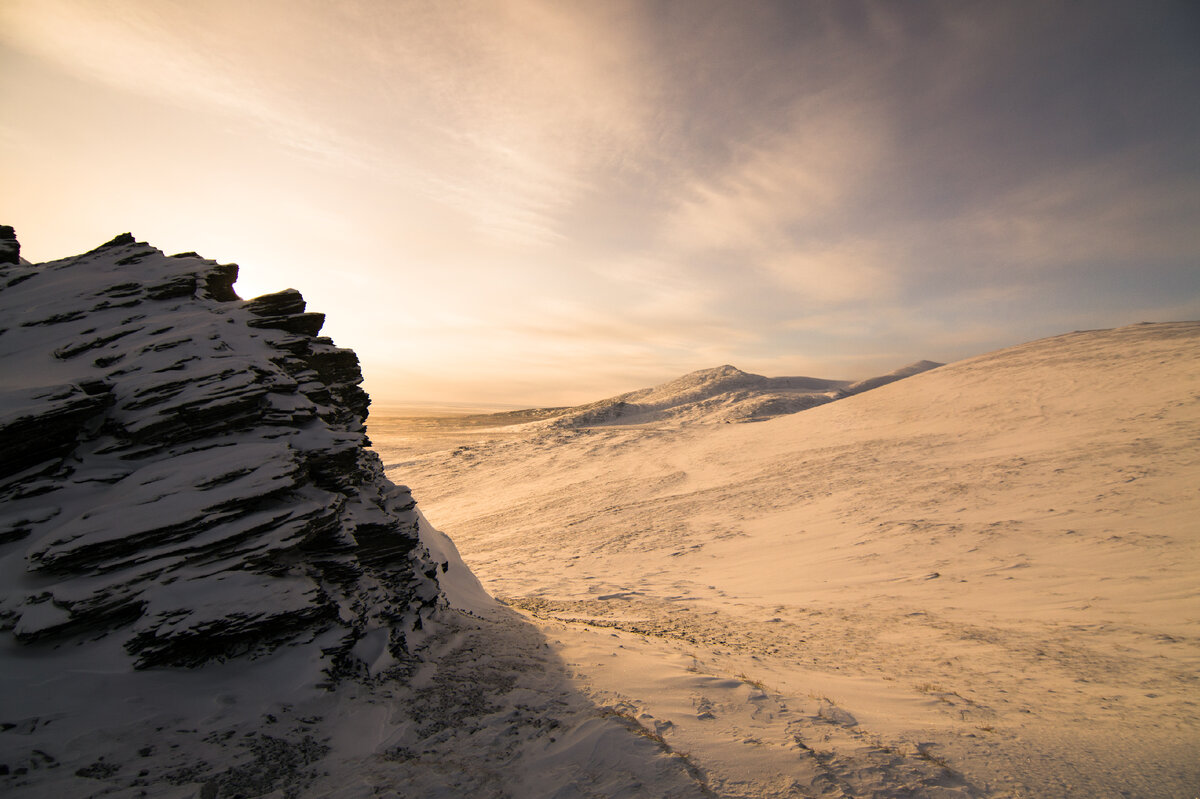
[0,230,443,672]
[539,361,942,428]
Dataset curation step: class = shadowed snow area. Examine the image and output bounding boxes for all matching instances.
[0,231,712,798]
[382,321,1200,798]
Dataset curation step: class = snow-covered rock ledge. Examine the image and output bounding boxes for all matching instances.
[0,230,713,798]
[0,231,442,671]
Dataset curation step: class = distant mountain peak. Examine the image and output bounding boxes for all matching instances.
[690,364,746,377]
[526,359,939,429]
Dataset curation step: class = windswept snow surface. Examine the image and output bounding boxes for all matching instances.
[380,322,1200,798]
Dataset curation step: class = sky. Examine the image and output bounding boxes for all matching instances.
[2,1,1198,407]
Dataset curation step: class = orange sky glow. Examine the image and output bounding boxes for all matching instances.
[2,1,1198,406]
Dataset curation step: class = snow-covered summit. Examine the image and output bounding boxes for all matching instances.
[539,359,940,428]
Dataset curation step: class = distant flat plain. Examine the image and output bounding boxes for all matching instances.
[367,405,568,459]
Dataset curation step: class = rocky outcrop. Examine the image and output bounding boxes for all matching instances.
[0,229,726,799]
[0,226,18,265]
[0,229,443,673]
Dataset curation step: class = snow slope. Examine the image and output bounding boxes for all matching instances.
[383,321,1200,798]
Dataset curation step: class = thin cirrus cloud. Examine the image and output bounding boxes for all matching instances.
[0,0,360,166]
[1,0,648,248]
[1,0,1197,405]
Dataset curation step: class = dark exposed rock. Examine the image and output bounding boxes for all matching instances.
[247,311,326,337]
[0,225,19,265]
[0,229,445,676]
[247,288,306,317]
[145,274,197,299]
[92,232,137,251]
[204,262,240,301]
[0,382,114,478]
[306,346,364,386]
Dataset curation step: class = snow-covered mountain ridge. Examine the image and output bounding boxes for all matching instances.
[535,359,942,427]
[421,361,942,433]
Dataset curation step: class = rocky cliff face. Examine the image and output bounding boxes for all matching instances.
[0,231,443,674]
[0,231,720,799]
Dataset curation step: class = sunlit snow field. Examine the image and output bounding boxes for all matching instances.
[371,323,1200,799]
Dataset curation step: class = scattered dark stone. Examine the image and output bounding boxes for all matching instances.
[76,760,120,779]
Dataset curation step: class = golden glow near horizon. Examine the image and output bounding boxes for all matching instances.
[2,0,1198,406]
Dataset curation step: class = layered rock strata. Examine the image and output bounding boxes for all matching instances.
[0,231,443,674]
